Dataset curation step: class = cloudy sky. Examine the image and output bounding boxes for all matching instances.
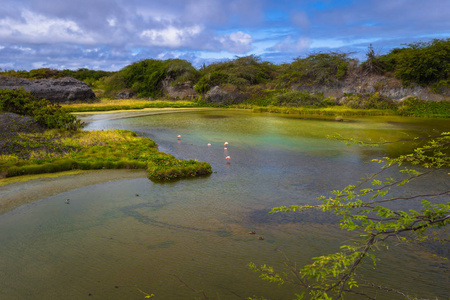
[0,0,448,71]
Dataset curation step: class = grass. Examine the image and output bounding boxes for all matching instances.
[233,105,396,117]
[62,99,200,112]
[0,170,89,187]
[0,129,212,182]
[61,97,449,118]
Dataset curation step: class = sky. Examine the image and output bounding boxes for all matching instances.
[0,0,449,71]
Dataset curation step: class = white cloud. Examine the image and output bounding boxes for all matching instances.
[271,36,311,52]
[140,25,203,48]
[107,18,117,27]
[218,31,253,53]
[0,10,95,44]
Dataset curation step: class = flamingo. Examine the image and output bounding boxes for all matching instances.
[177,135,181,139]
[207,143,211,146]
[225,156,231,160]
[224,142,229,145]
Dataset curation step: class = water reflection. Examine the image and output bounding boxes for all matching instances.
[0,110,448,299]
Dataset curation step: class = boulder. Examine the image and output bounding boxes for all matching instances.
[165,83,197,99]
[292,75,450,101]
[206,86,232,104]
[114,91,135,99]
[205,86,244,104]
[0,76,96,103]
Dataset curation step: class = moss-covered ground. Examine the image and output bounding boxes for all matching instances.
[0,129,211,182]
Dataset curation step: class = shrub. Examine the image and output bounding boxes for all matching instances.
[0,88,36,115]
[396,97,450,117]
[0,88,83,130]
[195,55,278,94]
[279,52,354,86]
[104,59,199,98]
[147,159,212,181]
[270,90,327,107]
[394,39,450,86]
[341,92,396,109]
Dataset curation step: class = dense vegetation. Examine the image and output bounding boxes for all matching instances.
[0,90,211,181]
[0,129,211,182]
[1,38,448,111]
[0,68,113,87]
[366,39,450,87]
[102,58,198,98]
[0,88,82,130]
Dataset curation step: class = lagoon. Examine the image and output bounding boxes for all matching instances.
[0,109,448,299]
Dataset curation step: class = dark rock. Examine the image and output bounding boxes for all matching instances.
[205,86,243,104]
[0,76,96,103]
[292,75,450,101]
[206,86,230,103]
[165,82,197,99]
[114,91,135,99]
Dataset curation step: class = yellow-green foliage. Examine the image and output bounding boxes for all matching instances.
[62,99,199,112]
[0,130,212,182]
[233,105,394,116]
[396,97,450,117]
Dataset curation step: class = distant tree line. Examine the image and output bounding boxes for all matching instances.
[1,38,448,98]
[0,68,113,88]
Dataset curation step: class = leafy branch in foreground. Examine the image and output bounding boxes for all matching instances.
[250,132,450,300]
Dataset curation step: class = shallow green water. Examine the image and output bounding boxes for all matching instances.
[0,110,448,299]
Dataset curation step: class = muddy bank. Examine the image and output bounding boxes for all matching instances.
[0,169,146,215]
[74,107,214,123]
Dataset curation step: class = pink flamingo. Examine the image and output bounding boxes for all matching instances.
[177,135,181,139]
[224,142,229,145]
[225,156,231,160]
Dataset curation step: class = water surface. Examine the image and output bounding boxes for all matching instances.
[0,110,448,299]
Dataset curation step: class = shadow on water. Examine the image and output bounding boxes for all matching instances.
[246,208,340,225]
[200,114,231,119]
[119,202,233,237]
[1,110,449,299]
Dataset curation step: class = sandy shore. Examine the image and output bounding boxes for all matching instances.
[0,169,147,215]
[0,108,211,214]
[74,107,214,123]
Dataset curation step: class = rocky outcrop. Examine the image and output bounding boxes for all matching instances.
[0,76,96,103]
[293,75,450,101]
[205,86,245,104]
[161,79,197,100]
[114,91,135,99]
[206,86,231,103]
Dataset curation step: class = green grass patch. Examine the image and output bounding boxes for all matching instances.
[0,129,212,182]
[396,97,450,117]
[0,170,90,187]
[233,105,395,117]
[62,99,200,112]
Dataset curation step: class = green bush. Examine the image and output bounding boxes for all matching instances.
[270,90,328,107]
[103,59,199,98]
[147,159,212,181]
[278,52,354,86]
[195,55,278,94]
[341,92,396,109]
[394,39,450,86]
[396,97,450,117]
[0,88,82,130]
